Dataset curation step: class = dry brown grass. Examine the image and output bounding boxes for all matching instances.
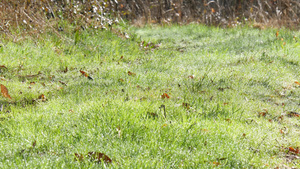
[0,0,299,40]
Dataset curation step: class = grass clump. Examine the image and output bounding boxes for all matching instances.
[0,24,300,168]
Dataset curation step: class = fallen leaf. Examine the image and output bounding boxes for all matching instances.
[1,84,12,99]
[188,75,194,79]
[161,93,170,99]
[210,161,220,166]
[119,78,124,82]
[211,8,216,13]
[120,56,123,59]
[87,152,112,163]
[289,147,299,154]
[162,124,167,127]
[182,102,190,109]
[80,70,88,77]
[0,65,7,69]
[63,66,68,73]
[242,133,246,137]
[74,153,84,161]
[278,115,284,121]
[59,80,67,86]
[80,70,93,80]
[258,112,267,117]
[30,82,35,85]
[128,71,136,76]
[295,81,300,85]
[225,118,231,122]
[32,140,36,148]
[38,94,46,102]
[276,30,279,37]
[287,111,300,117]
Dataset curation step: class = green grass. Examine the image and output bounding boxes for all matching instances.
[0,24,300,168]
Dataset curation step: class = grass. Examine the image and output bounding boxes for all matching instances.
[0,24,300,168]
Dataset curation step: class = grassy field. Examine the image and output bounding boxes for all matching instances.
[0,24,300,168]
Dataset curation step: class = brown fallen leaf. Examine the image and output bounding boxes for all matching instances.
[87,152,112,163]
[74,153,84,161]
[210,161,220,166]
[258,112,267,117]
[161,93,170,99]
[128,71,136,76]
[1,84,12,99]
[32,140,36,148]
[0,65,7,69]
[289,147,299,154]
[287,111,300,117]
[80,70,93,80]
[59,80,67,86]
[80,70,88,77]
[225,118,231,122]
[38,94,46,102]
[63,66,68,73]
[182,103,190,109]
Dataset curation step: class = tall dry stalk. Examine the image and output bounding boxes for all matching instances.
[0,0,299,39]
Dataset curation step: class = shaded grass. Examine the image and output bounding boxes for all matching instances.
[0,24,300,168]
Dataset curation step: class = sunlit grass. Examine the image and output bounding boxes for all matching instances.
[0,24,300,168]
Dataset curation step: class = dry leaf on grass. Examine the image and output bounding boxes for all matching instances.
[128,71,136,76]
[87,152,112,163]
[161,93,170,99]
[1,84,12,99]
